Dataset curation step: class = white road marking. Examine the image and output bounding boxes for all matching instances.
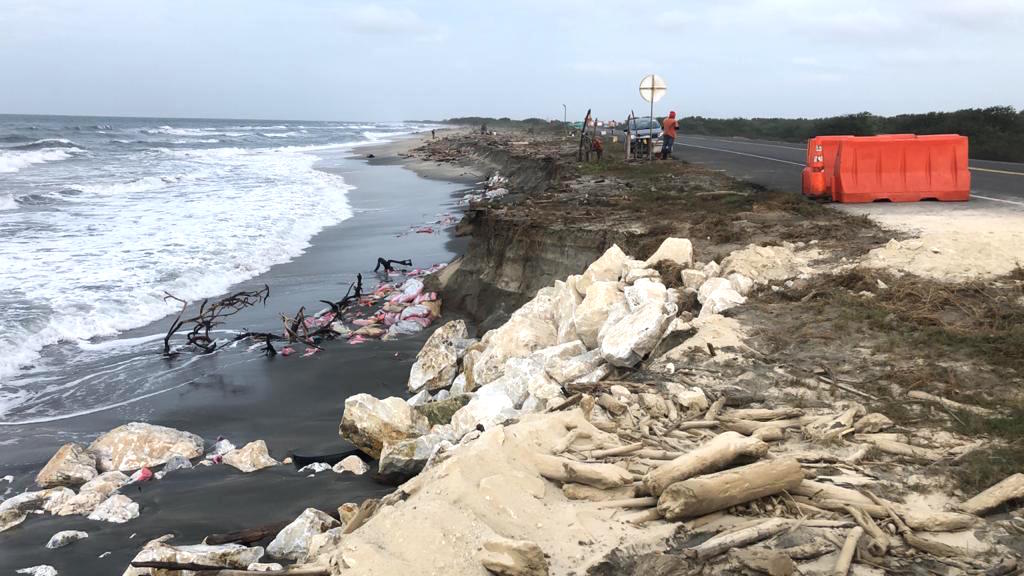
[972,194,1024,207]
[688,136,805,151]
[676,142,805,166]
[970,166,1024,176]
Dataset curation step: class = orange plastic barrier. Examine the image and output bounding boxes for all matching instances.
[831,135,970,203]
[802,134,916,198]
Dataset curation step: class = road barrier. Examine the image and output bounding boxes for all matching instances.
[802,134,968,203]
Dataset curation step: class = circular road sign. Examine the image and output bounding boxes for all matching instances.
[639,74,667,103]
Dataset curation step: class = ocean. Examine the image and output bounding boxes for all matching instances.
[0,115,431,424]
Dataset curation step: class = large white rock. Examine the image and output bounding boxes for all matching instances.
[223,440,279,473]
[88,423,204,472]
[624,278,667,311]
[306,527,345,563]
[86,494,138,523]
[577,244,628,295]
[478,537,549,576]
[1,509,27,533]
[623,268,660,284]
[545,348,605,385]
[56,471,128,516]
[339,394,428,459]
[15,566,57,576]
[379,433,444,479]
[488,356,554,408]
[407,320,469,394]
[450,385,517,438]
[697,277,746,317]
[681,269,707,290]
[125,538,265,575]
[553,278,583,344]
[331,455,370,475]
[573,281,626,348]
[35,443,97,488]
[1,487,73,517]
[600,303,671,367]
[727,272,754,296]
[703,261,721,278]
[45,530,88,549]
[644,237,694,268]
[664,383,709,411]
[471,314,557,386]
[267,508,339,561]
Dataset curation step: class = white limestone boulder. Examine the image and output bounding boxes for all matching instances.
[15,566,57,576]
[339,394,428,459]
[471,314,557,386]
[645,237,694,268]
[727,272,754,296]
[478,537,549,576]
[1,487,73,518]
[45,530,88,549]
[450,385,517,438]
[545,348,605,385]
[35,443,97,488]
[624,277,667,311]
[703,261,721,278]
[697,277,746,317]
[379,433,444,479]
[573,281,626,348]
[56,471,128,516]
[331,455,369,475]
[407,320,469,394]
[126,538,265,574]
[600,303,671,367]
[223,440,279,473]
[681,269,706,290]
[623,268,660,284]
[267,508,339,561]
[88,423,204,472]
[553,277,583,344]
[87,494,138,523]
[577,244,628,295]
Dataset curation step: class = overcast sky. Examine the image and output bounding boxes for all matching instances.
[1,0,1021,121]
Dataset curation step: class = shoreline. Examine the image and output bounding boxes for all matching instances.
[0,131,481,574]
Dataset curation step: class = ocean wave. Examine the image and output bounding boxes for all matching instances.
[0,195,17,211]
[0,146,81,173]
[170,138,221,144]
[260,132,301,138]
[0,144,355,385]
[5,138,82,151]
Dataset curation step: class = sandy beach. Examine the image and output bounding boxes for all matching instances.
[0,132,479,574]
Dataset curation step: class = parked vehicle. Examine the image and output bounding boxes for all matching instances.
[624,117,663,158]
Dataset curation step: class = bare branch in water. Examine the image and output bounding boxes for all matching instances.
[162,285,270,356]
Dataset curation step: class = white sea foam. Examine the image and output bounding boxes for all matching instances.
[0,195,16,210]
[0,147,80,173]
[260,132,301,138]
[0,143,355,384]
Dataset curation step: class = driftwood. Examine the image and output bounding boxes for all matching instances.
[869,493,969,558]
[162,285,270,355]
[704,396,727,421]
[843,505,890,556]
[204,520,289,545]
[685,517,792,560]
[959,473,1024,515]
[833,526,863,576]
[195,567,328,576]
[864,437,943,461]
[792,494,978,532]
[535,454,633,489]
[657,457,804,520]
[907,390,994,416]
[643,431,768,496]
[724,407,804,421]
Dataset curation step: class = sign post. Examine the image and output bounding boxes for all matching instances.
[639,74,667,160]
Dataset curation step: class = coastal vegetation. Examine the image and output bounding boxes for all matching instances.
[679,106,1024,162]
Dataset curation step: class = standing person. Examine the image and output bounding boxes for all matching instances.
[431,129,436,139]
[661,111,679,160]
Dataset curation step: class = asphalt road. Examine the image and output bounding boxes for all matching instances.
[671,135,1024,207]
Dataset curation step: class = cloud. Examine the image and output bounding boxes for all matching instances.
[339,3,447,41]
[656,9,695,30]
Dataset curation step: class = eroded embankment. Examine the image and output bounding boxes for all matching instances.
[422,132,890,327]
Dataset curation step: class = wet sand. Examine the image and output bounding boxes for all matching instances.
[0,134,478,574]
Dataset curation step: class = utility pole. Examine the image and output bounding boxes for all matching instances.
[562,104,567,131]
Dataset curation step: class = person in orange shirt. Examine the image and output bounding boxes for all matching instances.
[661,111,679,160]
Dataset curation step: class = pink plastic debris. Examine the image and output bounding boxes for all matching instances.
[130,467,153,483]
[352,318,376,327]
[414,291,437,304]
[302,347,319,357]
[411,316,433,328]
[348,335,366,345]
[414,226,435,234]
[400,305,431,320]
[281,346,295,356]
